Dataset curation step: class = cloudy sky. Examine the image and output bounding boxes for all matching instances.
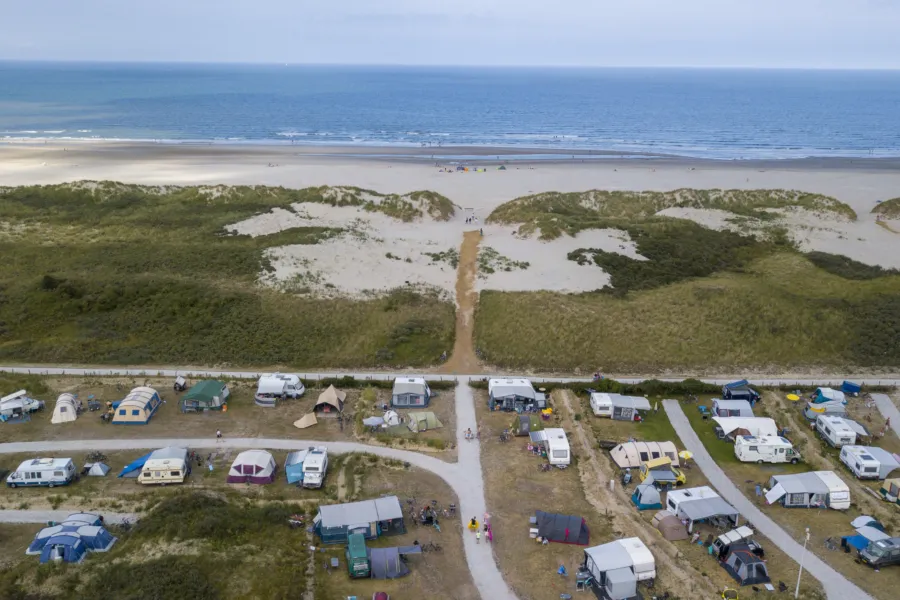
[3,0,898,68]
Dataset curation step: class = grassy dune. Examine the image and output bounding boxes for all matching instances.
[0,182,455,367]
[873,197,900,218]
[478,190,899,372]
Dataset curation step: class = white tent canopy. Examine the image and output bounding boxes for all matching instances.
[713,417,778,438]
[610,442,679,468]
[51,393,78,424]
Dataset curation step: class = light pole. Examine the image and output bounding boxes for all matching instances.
[795,527,810,599]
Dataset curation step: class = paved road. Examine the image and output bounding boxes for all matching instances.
[2,364,900,388]
[0,380,517,600]
[663,400,872,600]
[0,510,136,524]
[871,393,900,438]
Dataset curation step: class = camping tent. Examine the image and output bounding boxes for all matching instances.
[610,442,679,469]
[111,387,161,424]
[314,385,345,413]
[534,510,590,545]
[512,414,543,436]
[721,544,770,586]
[181,380,229,412]
[766,472,835,508]
[814,387,846,404]
[804,400,846,420]
[632,481,663,511]
[285,450,309,484]
[84,462,110,477]
[406,411,443,432]
[294,413,318,429]
[383,410,401,426]
[227,450,277,484]
[391,377,431,407]
[38,534,87,564]
[651,512,688,541]
[368,546,420,579]
[712,417,778,439]
[51,393,78,424]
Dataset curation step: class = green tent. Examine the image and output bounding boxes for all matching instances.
[512,414,543,436]
[181,380,229,413]
[406,411,443,433]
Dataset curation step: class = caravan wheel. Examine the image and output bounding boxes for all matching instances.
[48,483,55,488]
[757,460,764,464]
[790,458,799,465]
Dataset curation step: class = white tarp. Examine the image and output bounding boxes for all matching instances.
[713,417,778,438]
[856,526,890,542]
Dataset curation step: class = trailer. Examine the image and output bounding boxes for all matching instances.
[816,415,857,447]
[840,446,900,480]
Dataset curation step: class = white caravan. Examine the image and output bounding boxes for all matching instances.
[302,447,328,488]
[6,458,76,488]
[140,458,189,486]
[734,435,801,465]
[540,428,571,466]
[255,373,305,407]
[840,446,900,480]
[816,415,857,448]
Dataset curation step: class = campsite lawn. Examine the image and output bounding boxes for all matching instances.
[473,389,614,600]
[0,456,476,600]
[0,374,458,459]
[683,390,900,600]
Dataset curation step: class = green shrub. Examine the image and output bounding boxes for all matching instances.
[805,251,900,280]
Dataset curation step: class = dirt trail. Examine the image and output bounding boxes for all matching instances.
[440,230,482,374]
[336,463,348,501]
[557,390,718,600]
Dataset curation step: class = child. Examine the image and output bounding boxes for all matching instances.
[475,530,481,544]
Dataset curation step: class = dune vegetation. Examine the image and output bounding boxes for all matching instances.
[0,182,455,367]
[873,197,900,218]
[477,190,900,373]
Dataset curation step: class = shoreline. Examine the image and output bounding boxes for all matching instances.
[4,139,900,170]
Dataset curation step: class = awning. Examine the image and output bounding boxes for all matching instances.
[609,394,652,411]
[765,483,786,504]
[856,526,890,542]
[117,452,152,478]
[678,497,739,521]
[530,431,548,443]
[293,413,318,429]
[843,420,870,437]
[712,417,777,437]
[770,472,830,495]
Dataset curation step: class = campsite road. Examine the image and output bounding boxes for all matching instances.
[0,382,519,600]
[663,399,873,600]
[0,510,136,524]
[870,393,900,438]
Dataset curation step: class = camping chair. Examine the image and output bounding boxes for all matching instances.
[698,405,709,415]
[576,574,593,591]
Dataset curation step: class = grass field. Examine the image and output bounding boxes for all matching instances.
[0,182,455,368]
[0,456,475,600]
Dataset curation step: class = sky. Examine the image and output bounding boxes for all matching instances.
[3,0,899,68]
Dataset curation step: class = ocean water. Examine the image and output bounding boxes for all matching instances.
[2,62,900,159]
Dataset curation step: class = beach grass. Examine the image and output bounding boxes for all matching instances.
[0,182,455,368]
[873,197,900,218]
[475,252,900,372]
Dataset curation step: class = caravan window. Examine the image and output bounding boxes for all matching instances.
[823,426,831,435]
[749,446,758,452]
[170,471,181,477]
[54,471,64,477]
[552,450,568,459]
[864,467,878,473]
[667,499,677,511]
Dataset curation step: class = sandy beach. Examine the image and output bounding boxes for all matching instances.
[2,142,900,298]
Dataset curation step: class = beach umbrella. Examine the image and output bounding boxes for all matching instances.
[678,450,693,461]
[786,394,800,402]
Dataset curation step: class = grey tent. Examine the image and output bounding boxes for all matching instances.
[631,481,662,511]
[605,566,638,600]
[652,512,688,541]
[766,472,830,507]
[535,510,590,545]
[721,543,770,586]
[369,547,410,579]
[84,463,110,477]
[362,416,385,427]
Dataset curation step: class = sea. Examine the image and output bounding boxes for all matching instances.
[2,62,900,160]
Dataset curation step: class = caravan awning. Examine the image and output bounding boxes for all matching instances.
[765,484,786,504]
[772,472,830,495]
[678,497,739,521]
[843,419,871,437]
[712,417,777,437]
[609,394,652,411]
[584,542,633,571]
[530,431,548,443]
[318,496,402,528]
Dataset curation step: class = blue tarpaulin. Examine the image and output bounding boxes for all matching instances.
[117,452,152,478]
[842,381,862,395]
[842,535,869,551]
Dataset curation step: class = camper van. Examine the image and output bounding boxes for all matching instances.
[858,538,900,569]
[639,457,686,487]
[542,428,571,466]
[6,458,76,488]
[255,373,305,407]
[816,415,857,448]
[302,447,328,488]
[734,436,801,465]
[139,457,190,486]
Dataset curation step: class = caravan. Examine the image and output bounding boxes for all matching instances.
[302,447,329,488]
[734,436,801,464]
[255,373,305,407]
[816,415,857,447]
[589,393,651,421]
[840,446,900,480]
[531,428,571,466]
[6,458,76,488]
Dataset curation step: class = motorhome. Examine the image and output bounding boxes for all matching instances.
[816,415,857,447]
[734,436,801,465]
[255,373,305,407]
[839,446,900,480]
[302,447,329,488]
[6,458,76,488]
[139,457,190,486]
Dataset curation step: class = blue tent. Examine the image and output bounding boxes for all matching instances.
[285,450,308,485]
[631,481,662,511]
[28,521,116,555]
[118,452,152,478]
[39,534,88,564]
[841,535,870,551]
[841,381,862,396]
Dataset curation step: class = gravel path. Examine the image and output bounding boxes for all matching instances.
[0,380,517,600]
[663,399,872,600]
[870,393,900,438]
[0,510,136,524]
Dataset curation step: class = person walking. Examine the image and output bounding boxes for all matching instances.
[216,429,222,442]
[475,530,481,544]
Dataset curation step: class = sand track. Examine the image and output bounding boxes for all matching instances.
[441,230,483,374]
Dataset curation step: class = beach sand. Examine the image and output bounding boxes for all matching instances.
[2,142,900,296]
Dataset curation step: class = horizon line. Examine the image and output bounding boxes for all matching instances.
[1,58,900,71]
